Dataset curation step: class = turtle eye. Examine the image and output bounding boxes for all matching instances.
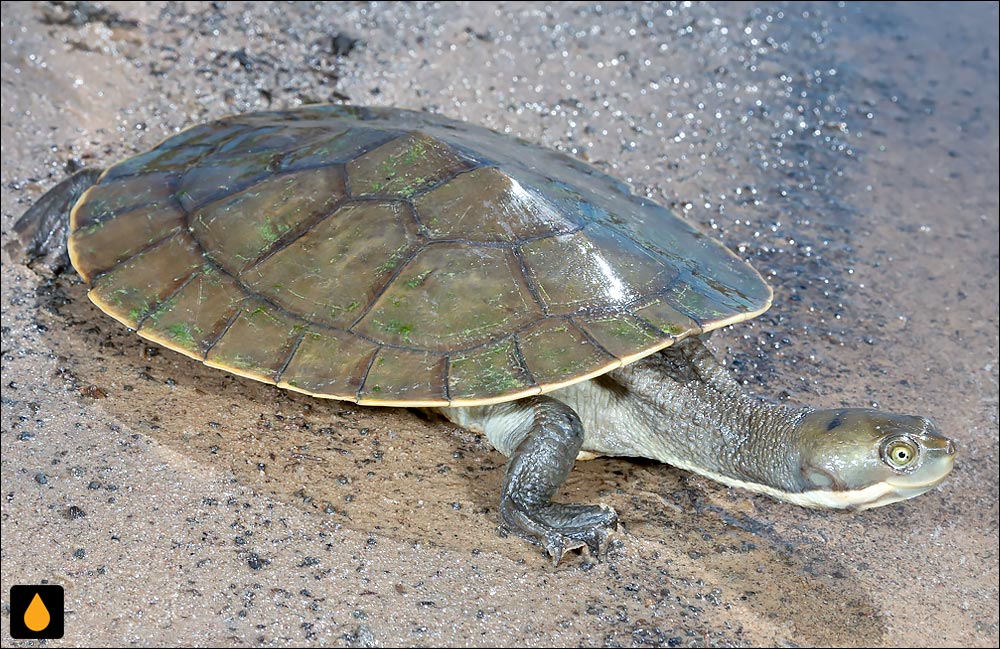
[881,435,919,472]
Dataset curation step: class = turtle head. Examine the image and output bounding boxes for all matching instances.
[791,408,956,509]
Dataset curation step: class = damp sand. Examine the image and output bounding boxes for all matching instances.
[2,2,996,646]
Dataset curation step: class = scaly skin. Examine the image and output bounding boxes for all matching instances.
[445,337,956,561]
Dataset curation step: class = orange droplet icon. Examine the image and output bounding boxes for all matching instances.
[24,592,51,632]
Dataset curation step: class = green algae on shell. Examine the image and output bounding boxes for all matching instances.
[67,105,772,408]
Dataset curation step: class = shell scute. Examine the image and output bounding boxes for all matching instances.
[71,106,771,405]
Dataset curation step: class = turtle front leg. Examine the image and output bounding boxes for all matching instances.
[444,396,618,563]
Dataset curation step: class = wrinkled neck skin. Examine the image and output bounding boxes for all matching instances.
[553,343,813,497]
[446,337,954,509]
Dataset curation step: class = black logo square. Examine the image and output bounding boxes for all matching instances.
[9,585,64,639]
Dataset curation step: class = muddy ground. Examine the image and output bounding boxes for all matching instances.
[2,2,997,646]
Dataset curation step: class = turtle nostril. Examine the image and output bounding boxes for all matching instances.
[945,439,957,456]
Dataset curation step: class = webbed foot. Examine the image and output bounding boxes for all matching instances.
[9,168,102,276]
[500,497,619,564]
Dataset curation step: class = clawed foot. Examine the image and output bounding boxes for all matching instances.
[500,497,619,565]
[458,395,623,565]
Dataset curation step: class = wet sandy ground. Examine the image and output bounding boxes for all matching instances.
[1,2,997,646]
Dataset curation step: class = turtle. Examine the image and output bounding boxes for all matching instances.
[15,104,956,563]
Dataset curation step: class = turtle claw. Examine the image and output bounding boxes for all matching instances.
[542,516,618,566]
[584,521,617,561]
[545,537,569,567]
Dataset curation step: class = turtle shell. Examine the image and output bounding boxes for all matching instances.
[67,105,771,407]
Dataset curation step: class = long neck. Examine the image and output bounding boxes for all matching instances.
[552,352,812,495]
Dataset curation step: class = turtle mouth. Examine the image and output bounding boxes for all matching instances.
[884,459,956,491]
[886,472,953,491]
